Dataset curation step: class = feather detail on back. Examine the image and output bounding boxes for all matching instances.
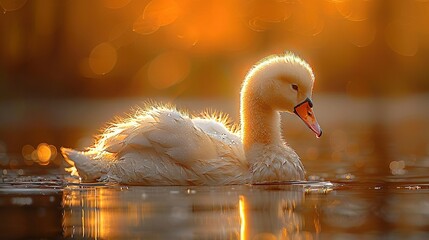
[63,103,249,185]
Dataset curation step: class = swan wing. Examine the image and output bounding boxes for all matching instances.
[98,109,221,167]
[90,108,249,184]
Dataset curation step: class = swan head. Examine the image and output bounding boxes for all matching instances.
[242,53,322,137]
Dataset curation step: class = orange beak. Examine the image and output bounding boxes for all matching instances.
[293,98,322,138]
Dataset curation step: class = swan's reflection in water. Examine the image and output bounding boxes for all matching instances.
[62,183,429,239]
[63,184,315,239]
[240,186,308,240]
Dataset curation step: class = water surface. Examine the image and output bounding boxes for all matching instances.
[1,174,429,239]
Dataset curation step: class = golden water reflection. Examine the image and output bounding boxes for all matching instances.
[63,185,312,239]
[2,179,429,238]
[61,183,429,239]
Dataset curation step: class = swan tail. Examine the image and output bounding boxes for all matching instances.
[61,147,107,182]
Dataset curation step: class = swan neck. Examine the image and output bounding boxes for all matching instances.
[241,92,282,148]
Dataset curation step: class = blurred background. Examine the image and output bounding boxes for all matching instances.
[0,0,428,179]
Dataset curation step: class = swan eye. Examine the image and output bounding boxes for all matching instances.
[291,84,299,91]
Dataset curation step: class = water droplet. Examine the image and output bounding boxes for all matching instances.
[186,188,196,194]
[405,185,421,190]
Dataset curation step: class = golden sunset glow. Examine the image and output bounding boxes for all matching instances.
[239,195,246,240]
[1,0,429,99]
[1,1,429,239]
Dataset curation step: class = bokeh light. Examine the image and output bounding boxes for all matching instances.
[390,160,406,175]
[37,143,51,165]
[147,51,190,89]
[345,20,376,47]
[246,0,292,32]
[385,22,419,57]
[2,0,429,94]
[89,42,117,75]
[0,0,27,12]
[22,144,35,161]
[335,0,372,22]
[20,143,57,166]
[133,0,180,35]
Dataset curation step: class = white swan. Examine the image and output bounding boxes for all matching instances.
[61,53,322,185]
